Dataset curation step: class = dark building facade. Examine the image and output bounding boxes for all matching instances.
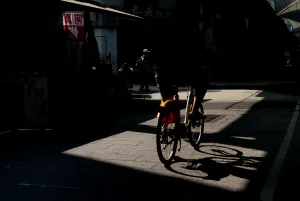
[118,0,299,82]
[117,0,173,66]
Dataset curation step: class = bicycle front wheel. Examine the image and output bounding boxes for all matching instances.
[156,103,178,165]
[188,103,205,147]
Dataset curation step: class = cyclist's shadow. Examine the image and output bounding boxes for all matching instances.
[164,145,262,181]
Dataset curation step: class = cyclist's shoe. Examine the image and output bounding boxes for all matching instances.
[188,111,207,120]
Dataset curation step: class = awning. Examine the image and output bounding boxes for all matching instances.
[276,0,300,22]
[274,0,298,13]
[60,0,143,21]
[286,18,300,32]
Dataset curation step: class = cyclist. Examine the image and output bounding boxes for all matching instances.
[152,8,210,120]
[153,47,209,120]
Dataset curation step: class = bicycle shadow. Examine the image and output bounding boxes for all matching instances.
[164,145,262,181]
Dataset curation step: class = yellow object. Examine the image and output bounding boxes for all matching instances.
[156,100,173,118]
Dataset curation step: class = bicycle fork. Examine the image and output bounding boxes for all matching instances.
[178,137,182,151]
[174,94,182,152]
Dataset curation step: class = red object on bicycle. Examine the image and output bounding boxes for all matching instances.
[162,112,175,125]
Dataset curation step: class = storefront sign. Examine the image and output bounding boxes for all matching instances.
[62,12,85,40]
[62,12,85,69]
[132,4,172,19]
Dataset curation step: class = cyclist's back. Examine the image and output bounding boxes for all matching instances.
[154,38,209,87]
[153,43,209,86]
[154,1,210,119]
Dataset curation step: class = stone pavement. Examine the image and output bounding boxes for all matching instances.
[208,81,300,96]
[61,87,299,199]
[209,81,298,87]
[1,87,299,201]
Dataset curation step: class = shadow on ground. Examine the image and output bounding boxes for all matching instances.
[168,148,261,181]
[0,91,297,201]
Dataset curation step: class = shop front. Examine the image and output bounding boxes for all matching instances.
[0,0,142,133]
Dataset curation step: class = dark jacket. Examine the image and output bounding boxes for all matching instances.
[153,43,210,86]
[135,55,154,73]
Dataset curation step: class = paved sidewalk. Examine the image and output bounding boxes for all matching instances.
[209,81,297,87]
[1,88,299,201]
[62,89,299,199]
[208,81,300,96]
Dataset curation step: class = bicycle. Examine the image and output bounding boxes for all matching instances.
[156,86,206,164]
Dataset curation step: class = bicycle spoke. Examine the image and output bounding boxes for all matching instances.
[159,120,176,160]
[156,97,180,164]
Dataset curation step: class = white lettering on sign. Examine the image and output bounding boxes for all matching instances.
[156,11,163,17]
[145,5,153,17]
[164,11,172,18]
[132,4,172,19]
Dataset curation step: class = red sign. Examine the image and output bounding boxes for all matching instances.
[62,12,84,41]
[74,13,83,25]
[62,12,85,69]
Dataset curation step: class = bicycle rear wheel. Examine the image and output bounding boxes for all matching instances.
[156,103,179,165]
[188,103,205,147]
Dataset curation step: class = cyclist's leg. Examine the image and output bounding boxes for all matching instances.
[189,84,208,119]
[195,84,207,112]
[188,86,196,114]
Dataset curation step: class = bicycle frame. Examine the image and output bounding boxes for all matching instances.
[157,86,193,124]
[156,87,179,118]
[184,86,194,126]
[156,97,174,118]
[156,86,206,164]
